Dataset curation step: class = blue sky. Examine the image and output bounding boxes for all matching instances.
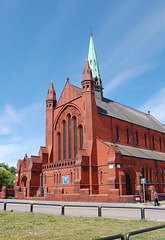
[0,0,165,167]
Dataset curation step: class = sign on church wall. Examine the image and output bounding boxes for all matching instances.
[63,175,69,184]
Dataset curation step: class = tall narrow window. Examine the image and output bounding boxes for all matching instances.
[144,134,147,147]
[149,168,152,182]
[126,129,129,143]
[71,172,73,185]
[58,133,61,161]
[57,174,58,185]
[142,167,144,178]
[68,115,72,158]
[159,137,162,151]
[45,175,46,185]
[59,173,61,185]
[100,171,103,184]
[80,125,83,149]
[116,126,119,141]
[54,174,56,185]
[136,131,139,145]
[152,136,155,149]
[63,121,66,159]
[74,117,77,157]
[145,166,148,182]
[161,169,164,183]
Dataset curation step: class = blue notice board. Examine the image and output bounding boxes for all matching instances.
[141,178,146,184]
[63,175,69,184]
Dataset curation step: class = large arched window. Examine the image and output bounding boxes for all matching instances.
[79,125,83,149]
[63,121,66,159]
[58,132,61,161]
[68,114,72,158]
[74,117,77,157]
[115,126,119,141]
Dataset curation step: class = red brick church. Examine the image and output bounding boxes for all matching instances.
[14,34,165,202]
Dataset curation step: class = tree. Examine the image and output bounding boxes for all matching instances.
[0,163,16,188]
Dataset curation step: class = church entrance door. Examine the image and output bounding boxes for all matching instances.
[125,173,132,195]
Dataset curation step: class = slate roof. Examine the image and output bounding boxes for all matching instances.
[105,141,165,162]
[71,84,165,133]
[72,85,82,96]
[96,97,165,133]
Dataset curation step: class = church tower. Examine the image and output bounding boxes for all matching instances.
[88,34,103,100]
[45,80,56,153]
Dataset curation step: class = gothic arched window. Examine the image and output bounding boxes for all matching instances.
[58,132,61,161]
[152,136,155,149]
[100,171,103,184]
[144,133,147,147]
[145,166,148,182]
[74,117,77,157]
[79,125,83,149]
[159,137,162,151]
[63,121,66,159]
[71,172,73,185]
[161,169,164,183]
[149,168,152,182]
[115,126,119,141]
[136,131,139,146]
[126,129,129,144]
[142,167,144,178]
[68,114,72,158]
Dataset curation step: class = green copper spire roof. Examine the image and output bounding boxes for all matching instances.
[88,34,100,79]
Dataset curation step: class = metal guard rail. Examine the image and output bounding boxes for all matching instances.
[95,234,124,240]
[0,201,165,220]
[125,224,165,239]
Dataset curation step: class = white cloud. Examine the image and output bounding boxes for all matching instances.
[104,64,151,95]
[0,103,45,167]
[139,87,165,124]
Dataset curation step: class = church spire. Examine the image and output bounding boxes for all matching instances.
[88,34,100,79]
[88,34,103,100]
[46,80,56,102]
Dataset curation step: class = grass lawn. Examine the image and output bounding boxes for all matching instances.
[0,211,165,240]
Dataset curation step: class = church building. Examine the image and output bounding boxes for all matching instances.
[14,35,165,202]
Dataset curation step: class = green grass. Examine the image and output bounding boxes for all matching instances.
[0,211,165,239]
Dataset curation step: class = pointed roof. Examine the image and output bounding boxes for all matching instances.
[88,34,100,79]
[46,80,56,101]
[81,59,93,82]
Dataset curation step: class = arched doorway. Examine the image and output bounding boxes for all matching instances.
[21,176,27,187]
[124,168,136,195]
[125,173,132,195]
